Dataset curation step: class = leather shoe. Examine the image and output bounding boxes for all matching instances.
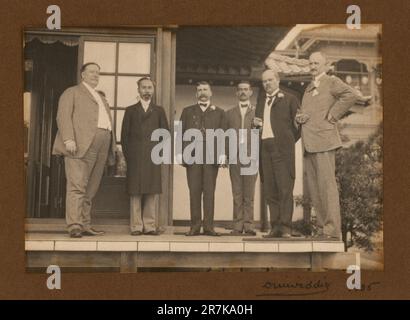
[131,231,143,236]
[263,231,281,238]
[82,228,105,236]
[185,229,201,236]
[203,230,221,237]
[69,228,82,238]
[144,230,160,236]
[314,234,340,241]
[281,232,292,238]
[230,230,243,236]
[244,230,257,236]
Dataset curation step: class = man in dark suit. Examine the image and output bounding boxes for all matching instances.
[225,81,258,236]
[179,81,227,236]
[254,69,300,238]
[296,51,357,240]
[52,62,116,238]
[121,77,169,236]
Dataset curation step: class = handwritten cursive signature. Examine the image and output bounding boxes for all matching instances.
[256,278,331,297]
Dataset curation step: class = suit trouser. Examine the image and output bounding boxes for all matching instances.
[130,194,158,232]
[229,163,257,232]
[64,129,111,232]
[261,139,295,234]
[304,150,341,238]
[186,164,219,232]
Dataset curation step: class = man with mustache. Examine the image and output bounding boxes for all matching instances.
[179,81,227,236]
[52,62,116,238]
[121,77,169,235]
[254,69,300,238]
[296,51,357,240]
[225,81,257,236]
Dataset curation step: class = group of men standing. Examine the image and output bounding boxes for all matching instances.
[53,51,357,241]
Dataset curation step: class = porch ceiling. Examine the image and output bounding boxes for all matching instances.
[175,26,293,80]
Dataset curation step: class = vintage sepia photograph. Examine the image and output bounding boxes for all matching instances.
[24,24,383,272]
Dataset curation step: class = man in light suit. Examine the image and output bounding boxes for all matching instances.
[225,81,257,236]
[296,51,357,240]
[179,81,227,236]
[255,70,300,238]
[52,62,116,238]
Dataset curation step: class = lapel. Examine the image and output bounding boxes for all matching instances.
[99,94,112,122]
[196,103,213,115]
[306,74,328,93]
[245,105,254,119]
[135,101,153,122]
[305,81,315,93]
[270,94,281,109]
[244,105,254,128]
[234,105,242,125]
[262,92,281,120]
[79,83,98,105]
[194,103,203,115]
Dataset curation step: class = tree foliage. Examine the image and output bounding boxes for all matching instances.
[336,125,383,251]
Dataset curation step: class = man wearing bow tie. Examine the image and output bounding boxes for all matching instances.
[254,70,300,238]
[179,81,227,236]
[296,51,357,240]
[225,81,258,236]
[52,62,116,238]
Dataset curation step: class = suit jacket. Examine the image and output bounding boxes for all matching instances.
[225,104,256,163]
[179,103,227,166]
[255,90,300,180]
[121,101,169,195]
[52,83,116,165]
[300,74,358,153]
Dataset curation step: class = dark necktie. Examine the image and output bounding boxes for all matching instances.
[266,95,275,106]
[240,103,248,108]
[199,103,208,108]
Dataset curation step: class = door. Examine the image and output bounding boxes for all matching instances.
[78,36,156,220]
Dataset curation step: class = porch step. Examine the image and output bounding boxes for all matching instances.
[25,228,357,271]
[25,230,345,253]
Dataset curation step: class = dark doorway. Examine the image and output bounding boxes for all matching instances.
[25,38,78,218]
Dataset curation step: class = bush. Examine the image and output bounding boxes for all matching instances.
[336,125,383,251]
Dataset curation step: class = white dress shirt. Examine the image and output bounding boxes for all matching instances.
[239,101,250,144]
[261,88,279,140]
[239,101,250,127]
[141,99,151,112]
[83,81,111,131]
[198,101,210,112]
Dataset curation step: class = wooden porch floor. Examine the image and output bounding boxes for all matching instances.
[25,227,358,272]
[26,226,345,252]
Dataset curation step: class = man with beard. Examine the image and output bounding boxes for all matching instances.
[254,69,300,238]
[121,77,169,235]
[225,81,258,236]
[296,51,357,240]
[179,81,227,236]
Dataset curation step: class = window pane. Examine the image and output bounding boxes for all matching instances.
[117,76,142,108]
[95,75,115,107]
[116,109,125,143]
[83,41,116,73]
[118,42,151,74]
